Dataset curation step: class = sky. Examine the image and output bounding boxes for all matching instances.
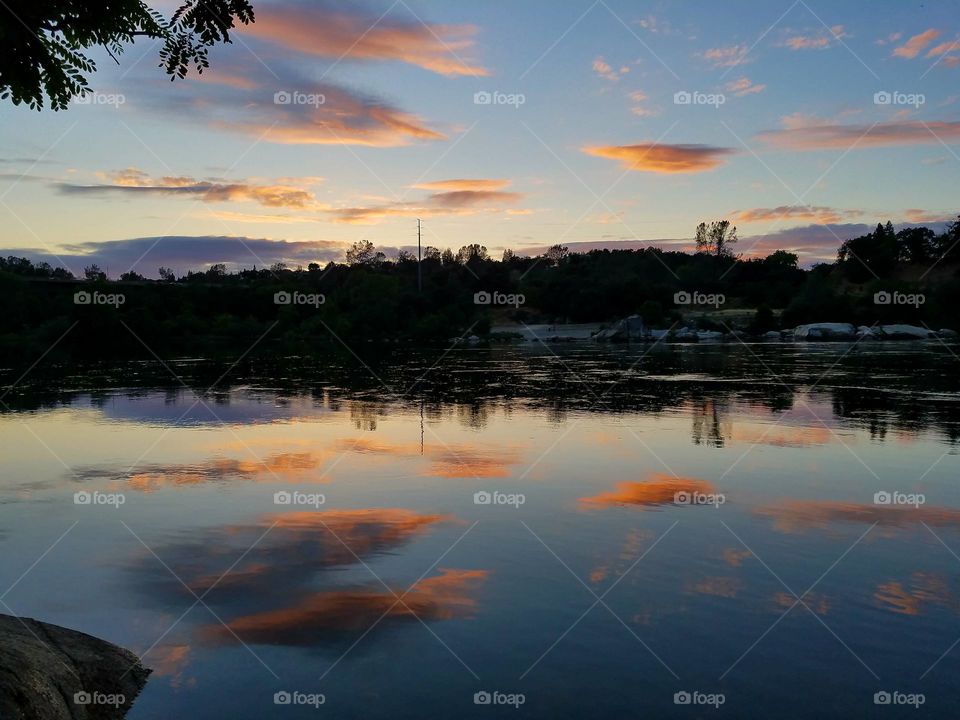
[0,0,958,277]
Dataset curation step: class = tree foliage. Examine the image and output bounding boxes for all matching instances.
[0,0,255,110]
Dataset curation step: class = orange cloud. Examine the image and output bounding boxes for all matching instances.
[201,568,488,645]
[333,179,523,224]
[593,56,629,81]
[412,179,510,191]
[726,77,766,96]
[755,500,960,534]
[703,45,750,67]
[579,473,716,508]
[59,169,321,209]
[758,120,960,150]
[245,4,489,77]
[730,207,861,225]
[926,39,960,57]
[893,29,941,58]
[904,208,955,223]
[783,26,846,51]
[223,104,446,148]
[583,143,734,173]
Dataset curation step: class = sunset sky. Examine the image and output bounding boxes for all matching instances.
[1,0,958,277]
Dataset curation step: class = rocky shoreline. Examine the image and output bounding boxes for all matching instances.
[0,614,150,719]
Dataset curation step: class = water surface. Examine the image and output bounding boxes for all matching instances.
[1,342,958,718]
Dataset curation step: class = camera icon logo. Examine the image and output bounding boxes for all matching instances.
[474,491,492,505]
[874,491,891,505]
[674,491,691,505]
[74,491,92,505]
[274,91,292,105]
[274,291,292,305]
[874,691,891,705]
[274,691,292,705]
[674,691,692,705]
[274,491,292,505]
[473,291,491,305]
[74,691,92,705]
[873,291,891,305]
[474,91,492,105]
[474,691,492,705]
[74,291,92,305]
[674,91,692,105]
[674,291,691,305]
[873,91,892,105]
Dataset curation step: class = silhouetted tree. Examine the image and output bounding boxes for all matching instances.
[695,220,738,258]
[0,0,255,110]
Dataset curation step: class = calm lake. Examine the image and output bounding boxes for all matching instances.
[1,342,959,718]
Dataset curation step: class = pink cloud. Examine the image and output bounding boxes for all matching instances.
[893,29,941,58]
[583,143,735,173]
[244,2,489,77]
[758,119,960,150]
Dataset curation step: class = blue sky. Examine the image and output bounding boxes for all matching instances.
[0,0,958,276]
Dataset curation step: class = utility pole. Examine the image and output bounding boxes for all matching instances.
[417,218,422,293]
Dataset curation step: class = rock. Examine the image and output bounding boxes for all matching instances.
[879,324,934,340]
[673,327,698,341]
[857,325,882,339]
[593,314,647,342]
[763,330,783,341]
[0,614,150,719]
[697,330,724,342]
[793,323,856,340]
[937,328,957,338]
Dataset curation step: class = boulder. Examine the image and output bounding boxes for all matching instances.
[593,315,647,342]
[0,614,150,719]
[673,327,698,341]
[857,325,882,339]
[697,331,724,342]
[793,323,856,340]
[879,324,934,340]
[937,328,958,338]
[763,330,783,341]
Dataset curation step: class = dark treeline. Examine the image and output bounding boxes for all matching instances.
[1,218,958,359]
